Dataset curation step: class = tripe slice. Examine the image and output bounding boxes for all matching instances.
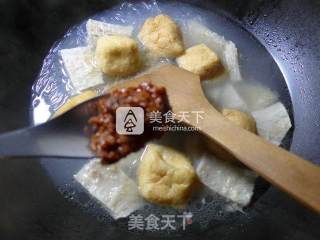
[224,42,242,82]
[252,102,292,146]
[74,159,145,219]
[203,81,248,112]
[116,148,146,181]
[186,20,242,82]
[217,83,248,111]
[60,47,104,92]
[86,19,134,46]
[196,154,256,207]
[234,82,278,112]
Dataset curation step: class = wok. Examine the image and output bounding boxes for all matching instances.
[0,0,319,239]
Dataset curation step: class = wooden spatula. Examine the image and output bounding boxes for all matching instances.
[109,64,320,213]
[0,64,319,213]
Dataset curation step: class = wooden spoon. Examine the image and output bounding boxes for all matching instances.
[0,64,319,213]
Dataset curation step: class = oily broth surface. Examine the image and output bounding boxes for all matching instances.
[30,1,290,233]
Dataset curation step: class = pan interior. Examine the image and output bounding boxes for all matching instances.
[30,1,293,236]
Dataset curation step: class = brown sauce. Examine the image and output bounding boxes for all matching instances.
[88,82,169,163]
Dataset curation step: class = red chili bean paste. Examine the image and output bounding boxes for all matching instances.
[88,82,169,164]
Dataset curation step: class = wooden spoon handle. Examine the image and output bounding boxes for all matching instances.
[193,102,320,213]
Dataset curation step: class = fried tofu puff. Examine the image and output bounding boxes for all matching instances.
[206,109,257,162]
[176,44,223,80]
[138,144,196,207]
[95,35,141,77]
[221,109,257,134]
[53,90,97,118]
[138,14,184,58]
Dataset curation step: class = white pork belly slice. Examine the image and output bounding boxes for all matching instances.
[74,159,145,219]
[185,20,242,82]
[252,102,292,146]
[60,47,104,92]
[196,154,256,207]
[86,19,134,47]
